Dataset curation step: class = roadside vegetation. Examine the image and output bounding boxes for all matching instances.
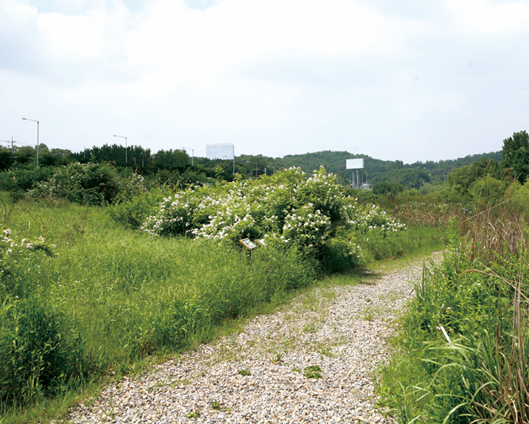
[0,163,443,423]
[0,130,527,423]
[378,183,529,422]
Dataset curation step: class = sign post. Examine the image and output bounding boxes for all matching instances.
[346,158,364,189]
[239,238,258,251]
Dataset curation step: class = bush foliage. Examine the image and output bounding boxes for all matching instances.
[139,167,407,269]
[28,163,147,206]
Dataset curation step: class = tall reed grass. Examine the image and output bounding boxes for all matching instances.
[378,190,529,424]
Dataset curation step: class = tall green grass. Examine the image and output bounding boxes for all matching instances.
[0,197,316,420]
[0,192,448,423]
[378,193,529,423]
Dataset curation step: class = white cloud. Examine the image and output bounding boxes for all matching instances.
[123,0,405,87]
[1,0,528,162]
[446,0,529,37]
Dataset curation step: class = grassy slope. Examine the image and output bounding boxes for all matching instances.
[0,195,444,423]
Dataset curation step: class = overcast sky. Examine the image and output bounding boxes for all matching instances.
[1,0,528,163]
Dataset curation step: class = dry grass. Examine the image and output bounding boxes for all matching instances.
[462,192,528,263]
[391,201,466,228]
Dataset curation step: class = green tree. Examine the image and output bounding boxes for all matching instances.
[448,158,501,200]
[501,130,529,183]
[0,149,14,171]
[14,146,36,165]
[385,168,430,189]
[152,149,189,171]
[372,181,404,196]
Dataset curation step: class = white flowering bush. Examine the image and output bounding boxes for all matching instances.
[346,202,407,236]
[140,167,407,269]
[280,205,331,248]
[113,172,149,203]
[0,226,55,296]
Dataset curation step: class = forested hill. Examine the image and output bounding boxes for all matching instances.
[0,140,502,190]
[239,150,502,189]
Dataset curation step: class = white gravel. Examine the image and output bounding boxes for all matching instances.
[69,257,433,424]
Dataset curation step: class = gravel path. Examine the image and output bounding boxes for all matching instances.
[70,256,434,424]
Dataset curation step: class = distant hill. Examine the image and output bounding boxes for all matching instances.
[1,141,501,190]
[237,150,502,189]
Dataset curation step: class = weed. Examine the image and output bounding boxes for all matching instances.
[361,307,376,321]
[238,369,251,376]
[378,194,529,423]
[211,401,221,410]
[302,322,319,333]
[313,342,334,357]
[186,411,200,418]
[169,379,191,387]
[304,365,323,379]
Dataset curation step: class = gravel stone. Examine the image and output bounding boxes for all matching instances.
[69,256,435,424]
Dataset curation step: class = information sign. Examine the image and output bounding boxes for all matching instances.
[239,238,257,250]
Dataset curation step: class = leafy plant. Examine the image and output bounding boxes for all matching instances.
[29,163,122,205]
[378,194,529,423]
[140,167,407,270]
[304,365,323,379]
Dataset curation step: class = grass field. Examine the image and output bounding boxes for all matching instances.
[0,193,445,423]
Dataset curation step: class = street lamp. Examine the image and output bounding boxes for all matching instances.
[182,147,194,166]
[246,160,258,178]
[113,135,127,163]
[264,166,276,175]
[22,117,39,168]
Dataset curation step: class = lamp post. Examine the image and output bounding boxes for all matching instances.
[246,160,258,178]
[22,117,39,168]
[113,135,127,163]
[182,147,194,166]
[264,166,276,175]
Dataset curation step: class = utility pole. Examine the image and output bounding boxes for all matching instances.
[0,137,18,153]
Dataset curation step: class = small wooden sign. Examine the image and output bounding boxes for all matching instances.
[255,239,266,247]
[239,238,257,251]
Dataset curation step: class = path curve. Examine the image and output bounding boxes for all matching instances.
[70,257,432,424]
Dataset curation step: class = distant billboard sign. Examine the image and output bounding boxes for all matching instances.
[206,144,234,160]
[346,158,364,169]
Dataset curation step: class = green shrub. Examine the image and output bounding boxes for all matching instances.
[319,237,364,273]
[0,296,88,406]
[30,163,121,205]
[139,167,407,271]
[0,168,55,200]
[108,186,172,229]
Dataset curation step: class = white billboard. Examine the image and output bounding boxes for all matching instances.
[346,158,364,169]
[206,144,234,160]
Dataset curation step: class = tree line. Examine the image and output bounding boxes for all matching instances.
[1,131,527,192]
